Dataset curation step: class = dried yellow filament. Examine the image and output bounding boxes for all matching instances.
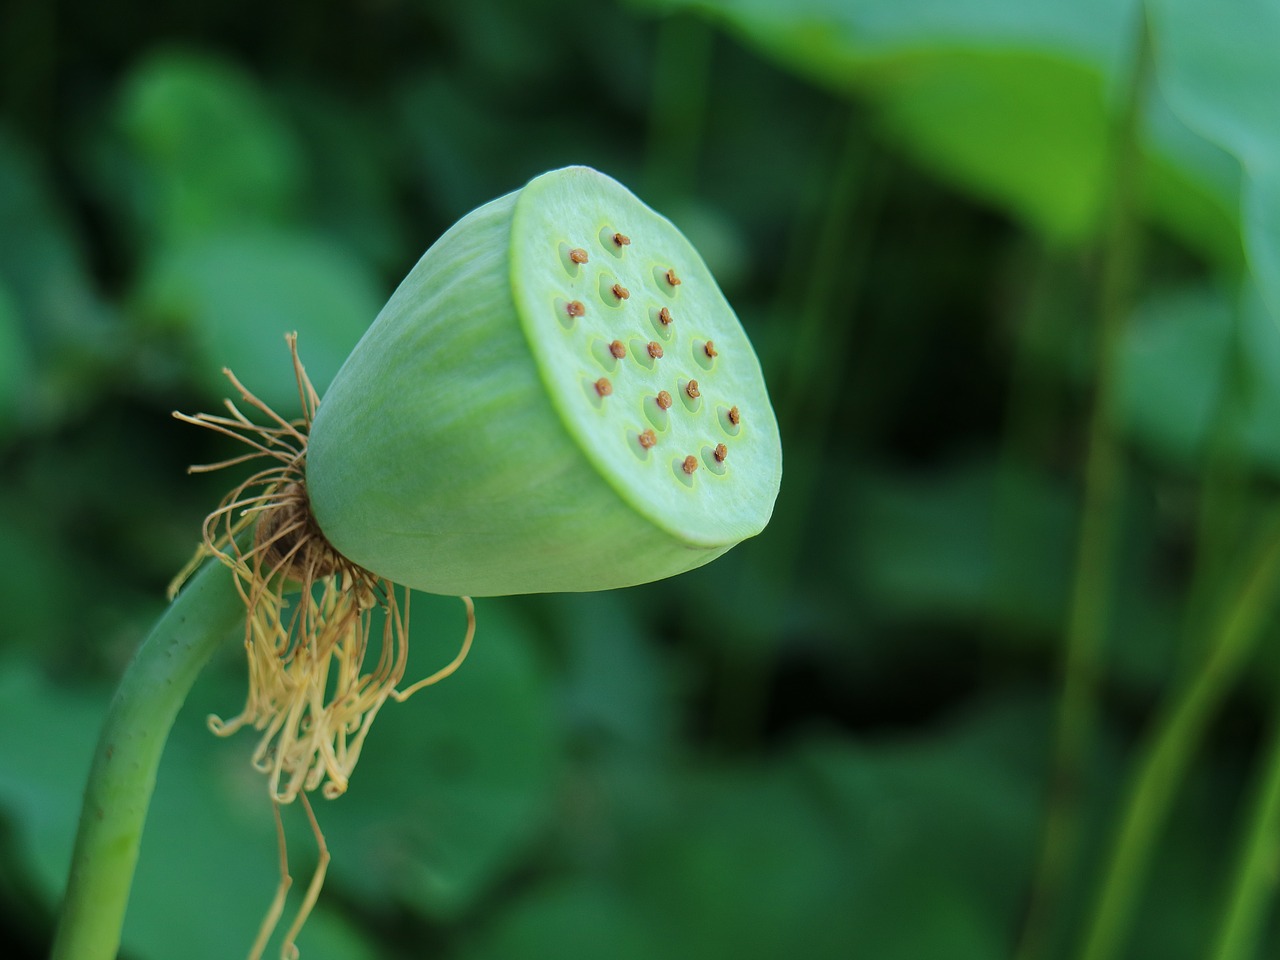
[171,333,474,958]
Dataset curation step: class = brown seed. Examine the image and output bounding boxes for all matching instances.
[728,405,740,425]
[568,248,589,264]
[594,377,612,397]
[611,283,630,300]
[665,268,681,287]
[704,340,718,358]
[613,232,631,247]
[638,428,657,449]
[685,379,700,400]
[682,455,698,474]
[566,300,586,318]
[656,390,673,410]
[658,307,673,326]
[647,341,664,359]
[609,339,626,359]
[714,443,728,463]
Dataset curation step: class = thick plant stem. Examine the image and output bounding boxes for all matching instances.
[51,559,241,960]
[1209,664,1280,959]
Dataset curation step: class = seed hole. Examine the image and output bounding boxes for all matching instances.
[599,275,627,306]
[590,338,621,371]
[702,443,728,475]
[718,404,741,435]
[600,227,630,257]
[671,457,696,487]
[632,428,657,461]
[645,394,671,431]
[630,339,658,370]
[653,266,681,297]
[582,377,609,409]
[558,243,587,275]
[555,298,583,329]
[679,379,702,412]
[649,306,675,341]
[693,339,717,371]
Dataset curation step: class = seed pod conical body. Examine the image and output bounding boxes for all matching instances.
[307,166,781,596]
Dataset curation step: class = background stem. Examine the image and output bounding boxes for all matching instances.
[50,560,241,960]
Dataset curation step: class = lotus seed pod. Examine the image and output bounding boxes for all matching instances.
[306,166,781,596]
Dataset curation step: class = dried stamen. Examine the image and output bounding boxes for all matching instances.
[612,283,630,300]
[566,300,586,318]
[638,428,657,448]
[685,379,700,400]
[609,339,627,359]
[665,268,681,287]
[647,341,664,359]
[704,340,718,358]
[714,443,728,463]
[658,307,673,326]
[568,247,589,264]
[656,390,673,410]
[682,455,698,474]
[728,405,741,425]
[595,377,613,397]
[613,232,631,247]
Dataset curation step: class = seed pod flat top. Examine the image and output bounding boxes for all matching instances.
[511,167,780,548]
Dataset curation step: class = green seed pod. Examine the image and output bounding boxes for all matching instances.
[307,166,781,596]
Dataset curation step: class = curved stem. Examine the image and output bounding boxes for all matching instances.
[51,559,242,960]
[1077,511,1280,960]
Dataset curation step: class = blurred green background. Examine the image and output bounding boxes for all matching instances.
[4,0,1280,958]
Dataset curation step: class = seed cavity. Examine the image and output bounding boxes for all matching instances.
[718,404,741,434]
[595,377,613,397]
[656,390,673,410]
[703,443,729,475]
[647,341,664,360]
[569,247,589,264]
[650,306,675,341]
[556,298,582,329]
[559,243,587,275]
[680,378,702,412]
[630,339,659,370]
[694,339,717,371]
[672,456,696,487]
[601,228,631,256]
[645,394,670,430]
[599,275,627,306]
[591,338,621,370]
[654,266,681,296]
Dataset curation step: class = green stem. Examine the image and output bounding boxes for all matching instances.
[1017,16,1149,960]
[1210,656,1280,960]
[1076,512,1280,960]
[51,559,241,960]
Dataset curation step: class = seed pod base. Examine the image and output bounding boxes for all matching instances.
[307,166,782,596]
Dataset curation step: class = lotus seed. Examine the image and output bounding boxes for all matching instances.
[648,341,664,359]
[665,269,681,287]
[612,283,630,300]
[609,340,626,359]
[728,405,740,425]
[656,390,673,410]
[686,379,700,400]
[569,248,589,264]
[638,428,657,448]
[682,455,698,474]
[714,443,728,463]
[595,377,613,397]
[613,232,631,247]
[566,300,586,318]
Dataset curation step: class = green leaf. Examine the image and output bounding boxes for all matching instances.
[317,595,560,921]
[111,50,304,248]
[134,229,383,412]
[1148,0,1280,318]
